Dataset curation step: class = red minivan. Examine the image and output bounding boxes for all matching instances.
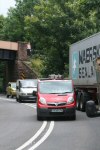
[37,79,76,120]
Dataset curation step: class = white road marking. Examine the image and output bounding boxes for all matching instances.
[0,97,16,102]
[16,121,47,150]
[0,96,55,150]
[29,121,54,150]
[24,103,36,109]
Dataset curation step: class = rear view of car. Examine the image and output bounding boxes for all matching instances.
[37,79,76,120]
[6,82,16,98]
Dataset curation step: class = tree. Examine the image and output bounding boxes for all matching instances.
[0,15,6,40]
[2,0,100,77]
[3,0,40,41]
[78,0,100,33]
[24,0,96,76]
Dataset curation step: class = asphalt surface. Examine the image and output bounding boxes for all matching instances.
[0,96,42,150]
[0,95,100,150]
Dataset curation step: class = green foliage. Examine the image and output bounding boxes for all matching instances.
[1,0,100,77]
[25,0,97,76]
[78,0,100,33]
[30,57,44,78]
[0,15,6,40]
[3,0,40,41]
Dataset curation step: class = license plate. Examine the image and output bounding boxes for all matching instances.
[51,109,63,112]
[29,97,34,99]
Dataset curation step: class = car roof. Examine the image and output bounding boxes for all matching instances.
[17,79,38,81]
[8,82,16,84]
[38,79,72,83]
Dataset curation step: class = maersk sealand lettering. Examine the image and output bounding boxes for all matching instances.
[79,44,100,78]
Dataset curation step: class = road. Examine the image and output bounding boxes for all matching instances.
[0,95,100,150]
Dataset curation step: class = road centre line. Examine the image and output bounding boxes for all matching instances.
[0,97,36,108]
[0,98,36,108]
[16,121,47,150]
[18,103,54,150]
[29,121,54,150]
[0,97,15,102]
[16,103,54,150]
[1,97,55,150]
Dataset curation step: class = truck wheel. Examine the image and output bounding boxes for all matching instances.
[86,101,96,117]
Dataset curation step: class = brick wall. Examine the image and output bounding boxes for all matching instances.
[4,42,38,91]
[15,60,37,79]
[17,42,28,60]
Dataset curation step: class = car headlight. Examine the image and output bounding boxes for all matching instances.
[39,97,46,105]
[67,97,74,104]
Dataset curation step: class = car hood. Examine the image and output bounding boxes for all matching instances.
[21,87,37,93]
[39,93,73,102]
[11,88,16,91]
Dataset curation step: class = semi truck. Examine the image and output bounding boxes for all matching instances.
[69,32,100,116]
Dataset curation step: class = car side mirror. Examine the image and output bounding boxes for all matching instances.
[33,91,37,96]
[8,84,11,87]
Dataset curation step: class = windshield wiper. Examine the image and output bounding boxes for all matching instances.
[22,86,36,88]
[62,92,72,93]
[58,92,72,95]
[47,92,59,94]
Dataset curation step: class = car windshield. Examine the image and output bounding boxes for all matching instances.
[11,83,16,88]
[20,80,38,88]
[39,80,73,94]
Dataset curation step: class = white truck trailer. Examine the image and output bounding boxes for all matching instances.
[69,32,100,115]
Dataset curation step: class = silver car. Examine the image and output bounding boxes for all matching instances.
[16,79,38,102]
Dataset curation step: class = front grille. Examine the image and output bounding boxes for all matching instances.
[47,102,67,106]
[27,93,32,96]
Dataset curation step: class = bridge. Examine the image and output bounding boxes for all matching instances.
[0,41,37,92]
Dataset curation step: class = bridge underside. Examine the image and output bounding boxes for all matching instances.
[0,41,37,92]
[0,49,16,60]
[0,60,16,92]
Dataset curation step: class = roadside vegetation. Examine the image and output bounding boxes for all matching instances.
[0,0,100,77]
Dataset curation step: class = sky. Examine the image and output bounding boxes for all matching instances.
[0,0,16,16]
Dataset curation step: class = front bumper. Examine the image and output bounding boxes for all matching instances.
[37,107,76,118]
[19,95,37,102]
